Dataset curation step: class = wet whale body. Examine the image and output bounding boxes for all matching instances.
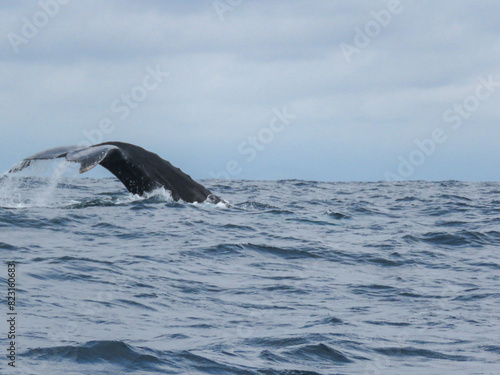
[9,142,220,203]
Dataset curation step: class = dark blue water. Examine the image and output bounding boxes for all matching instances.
[0,175,499,374]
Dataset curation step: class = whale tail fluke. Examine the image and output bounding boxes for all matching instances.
[8,142,218,203]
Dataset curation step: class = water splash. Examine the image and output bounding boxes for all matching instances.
[141,187,175,202]
[0,160,77,208]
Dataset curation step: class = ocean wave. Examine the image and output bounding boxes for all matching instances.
[23,340,161,366]
[244,243,320,259]
[325,210,350,220]
[373,346,470,361]
[202,243,319,260]
[0,242,19,250]
[235,201,293,214]
[283,343,352,363]
[258,370,323,375]
[403,230,500,247]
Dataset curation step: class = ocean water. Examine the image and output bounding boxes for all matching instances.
[0,174,499,375]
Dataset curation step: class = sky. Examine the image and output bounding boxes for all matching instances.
[0,0,499,181]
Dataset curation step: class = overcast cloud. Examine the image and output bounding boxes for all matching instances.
[1,0,499,181]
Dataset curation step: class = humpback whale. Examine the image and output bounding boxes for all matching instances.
[9,142,220,203]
